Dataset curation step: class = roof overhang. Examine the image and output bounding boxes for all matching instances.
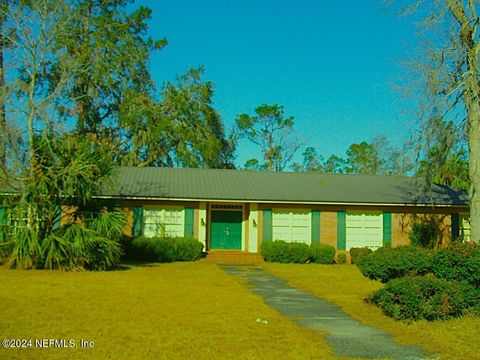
[92,195,469,208]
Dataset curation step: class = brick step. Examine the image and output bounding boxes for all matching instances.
[203,251,264,265]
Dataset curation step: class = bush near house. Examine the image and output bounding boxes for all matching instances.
[431,242,480,288]
[0,240,12,264]
[262,241,336,264]
[124,236,204,262]
[4,210,125,271]
[349,247,372,264]
[356,246,433,283]
[369,275,480,321]
[409,222,436,249]
[310,244,336,264]
[262,240,312,263]
[335,252,347,264]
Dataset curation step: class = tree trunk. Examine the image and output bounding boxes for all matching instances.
[466,75,480,243]
[0,7,6,168]
[464,40,480,243]
[447,1,480,243]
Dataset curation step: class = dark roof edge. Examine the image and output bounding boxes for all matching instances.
[92,195,469,207]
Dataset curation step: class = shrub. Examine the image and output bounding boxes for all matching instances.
[124,236,203,262]
[370,275,480,321]
[310,244,336,264]
[409,222,436,249]
[356,246,432,283]
[261,240,312,263]
[160,237,204,262]
[336,252,347,264]
[431,242,480,288]
[6,210,125,271]
[41,224,123,271]
[0,240,12,263]
[349,247,373,264]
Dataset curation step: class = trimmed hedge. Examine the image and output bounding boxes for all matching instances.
[349,247,372,264]
[124,236,203,262]
[310,244,336,264]
[431,242,480,288]
[261,240,311,263]
[261,241,337,264]
[370,275,480,321]
[356,246,433,283]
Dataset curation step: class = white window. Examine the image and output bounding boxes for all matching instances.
[460,214,471,242]
[143,207,184,238]
[346,211,383,250]
[272,209,311,244]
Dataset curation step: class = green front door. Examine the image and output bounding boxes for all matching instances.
[210,210,242,249]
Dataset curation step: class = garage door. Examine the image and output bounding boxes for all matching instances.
[272,209,311,244]
[346,211,383,250]
[460,214,471,242]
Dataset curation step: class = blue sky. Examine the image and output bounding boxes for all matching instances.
[137,0,420,167]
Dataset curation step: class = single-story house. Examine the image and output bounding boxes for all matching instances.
[92,167,470,252]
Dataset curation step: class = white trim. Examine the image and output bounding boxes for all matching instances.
[248,203,258,253]
[198,202,207,249]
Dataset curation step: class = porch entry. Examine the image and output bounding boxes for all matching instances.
[210,206,242,250]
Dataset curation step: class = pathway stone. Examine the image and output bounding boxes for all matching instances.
[223,266,434,360]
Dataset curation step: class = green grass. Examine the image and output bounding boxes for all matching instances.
[263,263,480,360]
[0,262,345,360]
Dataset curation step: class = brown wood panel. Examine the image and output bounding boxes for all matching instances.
[123,207,133,237]
[320,212,337,248]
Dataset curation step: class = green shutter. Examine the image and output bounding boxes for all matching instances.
[311,210,320,245]
[132,207,143,237]
[53,205,61,230]
[263,209,272,242]
[337,211,346,250]
[0,207,6,242]
[184,207,194,238]
[451,213,460,242]
[383,212,392,248]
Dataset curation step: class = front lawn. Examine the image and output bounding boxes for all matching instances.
[0,262,338,360]
[263,263,480,360]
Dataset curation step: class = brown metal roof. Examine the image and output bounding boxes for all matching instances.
[98,167,468,206]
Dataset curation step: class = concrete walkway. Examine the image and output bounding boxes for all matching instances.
[223,266,433,360]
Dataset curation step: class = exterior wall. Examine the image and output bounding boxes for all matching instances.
[257,208,264,252]
[72,199,467,253]
[123,207,133,236]
[392,212,452,248]
[256,203,467,250]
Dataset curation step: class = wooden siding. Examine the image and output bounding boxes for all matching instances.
[320,212,337,248]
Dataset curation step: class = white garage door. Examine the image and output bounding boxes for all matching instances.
[460,214,471,242]
[346,211,383,250]
[272,209,311,244]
